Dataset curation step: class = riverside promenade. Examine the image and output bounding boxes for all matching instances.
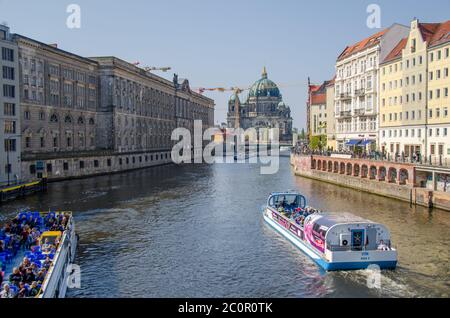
[291,153,450,212]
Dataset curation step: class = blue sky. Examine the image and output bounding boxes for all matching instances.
[1,0,449,129]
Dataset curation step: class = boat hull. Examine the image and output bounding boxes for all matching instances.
[263,213,397,271]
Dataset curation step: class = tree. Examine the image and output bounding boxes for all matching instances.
[310,135,327,151]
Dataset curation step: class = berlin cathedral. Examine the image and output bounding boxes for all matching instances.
[226,68,293,143]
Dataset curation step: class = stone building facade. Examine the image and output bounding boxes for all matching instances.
[8,30,214,182]
[0,25,21,186]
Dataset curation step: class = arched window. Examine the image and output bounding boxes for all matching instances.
[65,115,72,123]
[78,116,85,125]
[50,114,58,123]
[89,118,95,125]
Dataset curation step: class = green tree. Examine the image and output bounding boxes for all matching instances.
[310,135,327,151]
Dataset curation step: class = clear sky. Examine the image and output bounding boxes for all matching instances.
[1,0,449,129]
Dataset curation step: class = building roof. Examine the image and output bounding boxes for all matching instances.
[337,28,388,61]
[382,20,450,64]
[309,80,332,105]
[428,20,450,47]
[311,93,326,105]
[382,38,407,64]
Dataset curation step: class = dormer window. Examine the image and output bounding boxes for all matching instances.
[411,39,416,53]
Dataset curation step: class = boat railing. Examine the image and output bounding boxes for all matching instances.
[37,214,73,298]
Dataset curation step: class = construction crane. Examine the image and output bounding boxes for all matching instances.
[132,62,171,72]
[193,86,247,129]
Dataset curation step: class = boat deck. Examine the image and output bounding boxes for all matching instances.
[0,211,71,298]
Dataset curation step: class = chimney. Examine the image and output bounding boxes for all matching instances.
[49,43,58,48]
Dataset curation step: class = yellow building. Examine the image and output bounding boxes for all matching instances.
[428,24,450,160]
[379,19,450,160]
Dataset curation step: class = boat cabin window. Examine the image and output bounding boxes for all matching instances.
[269,194,305,210]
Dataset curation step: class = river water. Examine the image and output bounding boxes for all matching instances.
[1,157,449,298]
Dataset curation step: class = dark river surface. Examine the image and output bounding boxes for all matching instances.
[1,157,449,298]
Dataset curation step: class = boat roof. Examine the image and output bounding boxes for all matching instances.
[269,191,301,196]
[313,212,376,228]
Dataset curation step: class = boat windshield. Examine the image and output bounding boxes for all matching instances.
[269,194,305,211]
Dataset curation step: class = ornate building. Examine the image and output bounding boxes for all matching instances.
[227,68,293,143]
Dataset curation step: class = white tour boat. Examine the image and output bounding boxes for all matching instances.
[262,192,397,271]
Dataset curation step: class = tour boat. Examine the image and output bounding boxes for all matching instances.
[262,192,397,271]
[0,211,78,298]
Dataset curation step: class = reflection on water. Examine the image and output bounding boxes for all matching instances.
[0,158,449,297]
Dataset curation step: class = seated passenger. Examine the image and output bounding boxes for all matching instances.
[16,282,28,298]
[9,268,22,286]
[0,283,14,298]
[42,256,51,270]
[41,238,52,253]
[23,268,35,284]
[377,240,389,251]
[35,269,46,284]
[28,281,40,297]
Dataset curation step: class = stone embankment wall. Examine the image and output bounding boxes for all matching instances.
[291,154,450,212]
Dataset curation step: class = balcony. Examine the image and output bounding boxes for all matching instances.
[338,110,352,118]
[353,108,365,116]
[355,88,365,96]
[339,92,352,100]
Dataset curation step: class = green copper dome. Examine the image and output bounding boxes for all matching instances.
[248,67,280,98]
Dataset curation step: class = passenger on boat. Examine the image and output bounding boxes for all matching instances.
[9,268,22,286]
[35,269,46,284]
[28,281,40,297]
[377,240,390,251]
[17,282,28,298]
[41,238,52,254]
[23,268,35,284]
[42,256,51,270]
[0,283,13,298]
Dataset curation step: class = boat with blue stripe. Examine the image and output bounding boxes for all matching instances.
[262,192,397,271]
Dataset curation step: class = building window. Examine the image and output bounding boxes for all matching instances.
[4,138,16,152]
[46,163,52,173]
[94,160,99,168]
[1,47,14,61]
[4,120,16,134]
[79,161,84,169]
[4,103,15,116]
[3,84,15,98]
[107,159,111,167]
[50,114,58,122]
[29,165,36,174]
[2,66,15,80]
[25,136,31,148]
[63,162,69,171]
[40,137,45,148]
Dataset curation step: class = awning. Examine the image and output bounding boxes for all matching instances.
[345,139,362,146]
[360,140,375,146]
